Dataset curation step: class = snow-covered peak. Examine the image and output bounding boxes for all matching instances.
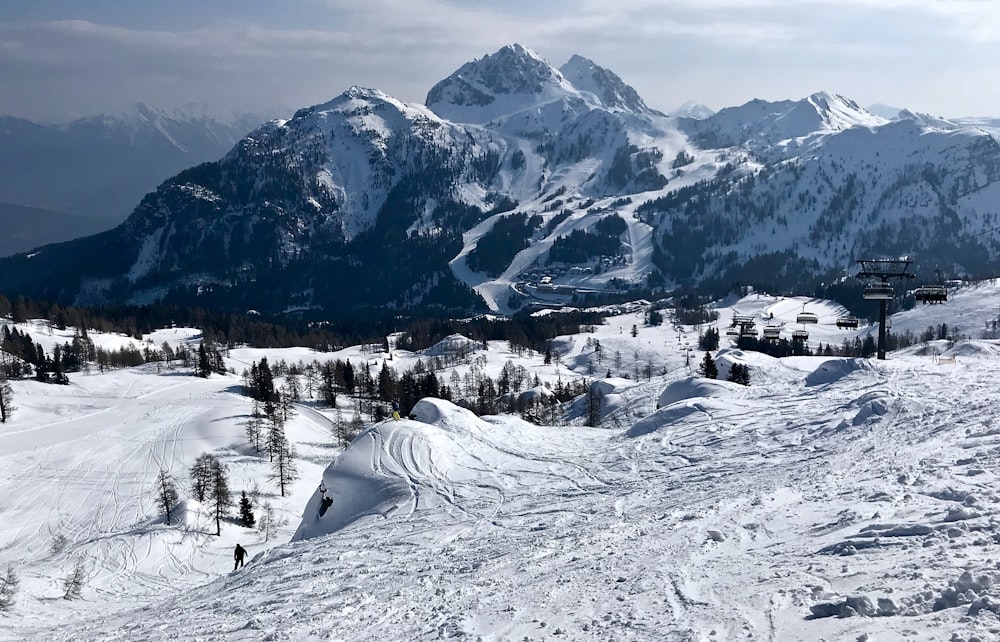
[867,102,905,120]
[802,91,885,131]
[558,54,654,114]
[425,43,583,124]
[688,91,888,150]
[896,109,961,131]
[299,86,444,133]
[670,101,715,119]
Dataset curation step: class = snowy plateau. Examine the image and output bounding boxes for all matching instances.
[6,282,1000,641]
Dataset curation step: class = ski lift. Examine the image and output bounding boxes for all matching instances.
[913,285,947,304]
[762,325,781,340]
[796,304,818,324]
[740,326,758,339]
[863,284,894,300]
[792,329,809,341]
[726,327,740,337]
[836,316,860,329]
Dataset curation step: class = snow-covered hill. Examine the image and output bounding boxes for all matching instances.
[4,285,1000,639]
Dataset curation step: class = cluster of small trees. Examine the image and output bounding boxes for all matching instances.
[154,457,263,537]
[697,352,751,386]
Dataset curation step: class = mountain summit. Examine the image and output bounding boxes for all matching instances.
[425,44,583,124]
[557,54,657,114]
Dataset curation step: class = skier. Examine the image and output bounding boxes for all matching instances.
[319,495,334,517]
[391,400,401,421]
[234,543,248,570]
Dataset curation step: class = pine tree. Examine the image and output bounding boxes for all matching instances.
[586,383,603,427]
[238,491,256,528]
[196,343,211,378]
[699,351,718,379]
[0,565,19,612]
[727,363,751,386]
[156,469,180,526]
[0,373,14,423]
[699,327,720,351]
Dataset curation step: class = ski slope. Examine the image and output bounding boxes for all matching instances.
[4,285,1000,640]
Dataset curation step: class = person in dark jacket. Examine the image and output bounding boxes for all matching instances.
[234,543,248,570]
[391,400,401,421]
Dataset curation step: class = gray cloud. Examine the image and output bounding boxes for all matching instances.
[1,0,999,121]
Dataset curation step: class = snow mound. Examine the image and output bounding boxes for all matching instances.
[627,396,732,438]
[804,358,875,387]
[517,385,553,405]
[293,399,505,541]
[173,498,210,530]
[421,333,479,357]
[410,397,481,433]
[656,376,744,408]
[945,341,1000,357]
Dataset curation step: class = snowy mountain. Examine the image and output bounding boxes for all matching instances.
[681,91,888,149]
[6,285,1000,640]
[669,100,715,119]
[2,45,1000,319]
[558,54,661,115]
[0,104,269,221]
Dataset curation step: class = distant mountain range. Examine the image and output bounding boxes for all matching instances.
[0,103,269,221]
[0,202,117,258]
[1,44,999,319]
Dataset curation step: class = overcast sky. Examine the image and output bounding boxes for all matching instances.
[3,0,1000,122]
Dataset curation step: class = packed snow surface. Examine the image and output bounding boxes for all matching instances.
[5,287,1000,640]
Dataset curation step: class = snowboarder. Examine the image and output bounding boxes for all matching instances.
[234,543,247,570]
[319,495,334,517]
[391,400,401,421]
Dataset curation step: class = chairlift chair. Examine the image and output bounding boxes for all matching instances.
[913,285,948,304]
[863,284,894,300]
[762,325,781,340]
[796,304,819,324]
[792,329,809,341]
[836,316,860,329]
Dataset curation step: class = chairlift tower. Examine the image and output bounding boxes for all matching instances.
[856,258,915,360]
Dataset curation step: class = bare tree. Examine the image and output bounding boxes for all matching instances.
[269,435,298,497]
[257,501,275,542]
[189,453,214,502]
[246,402,264,453]
[209,458,231,536]
[0,374,14,423]
[156,470,180,526]
[266,413,285,463]
[0,565,19,611]
[63,561,86,600]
